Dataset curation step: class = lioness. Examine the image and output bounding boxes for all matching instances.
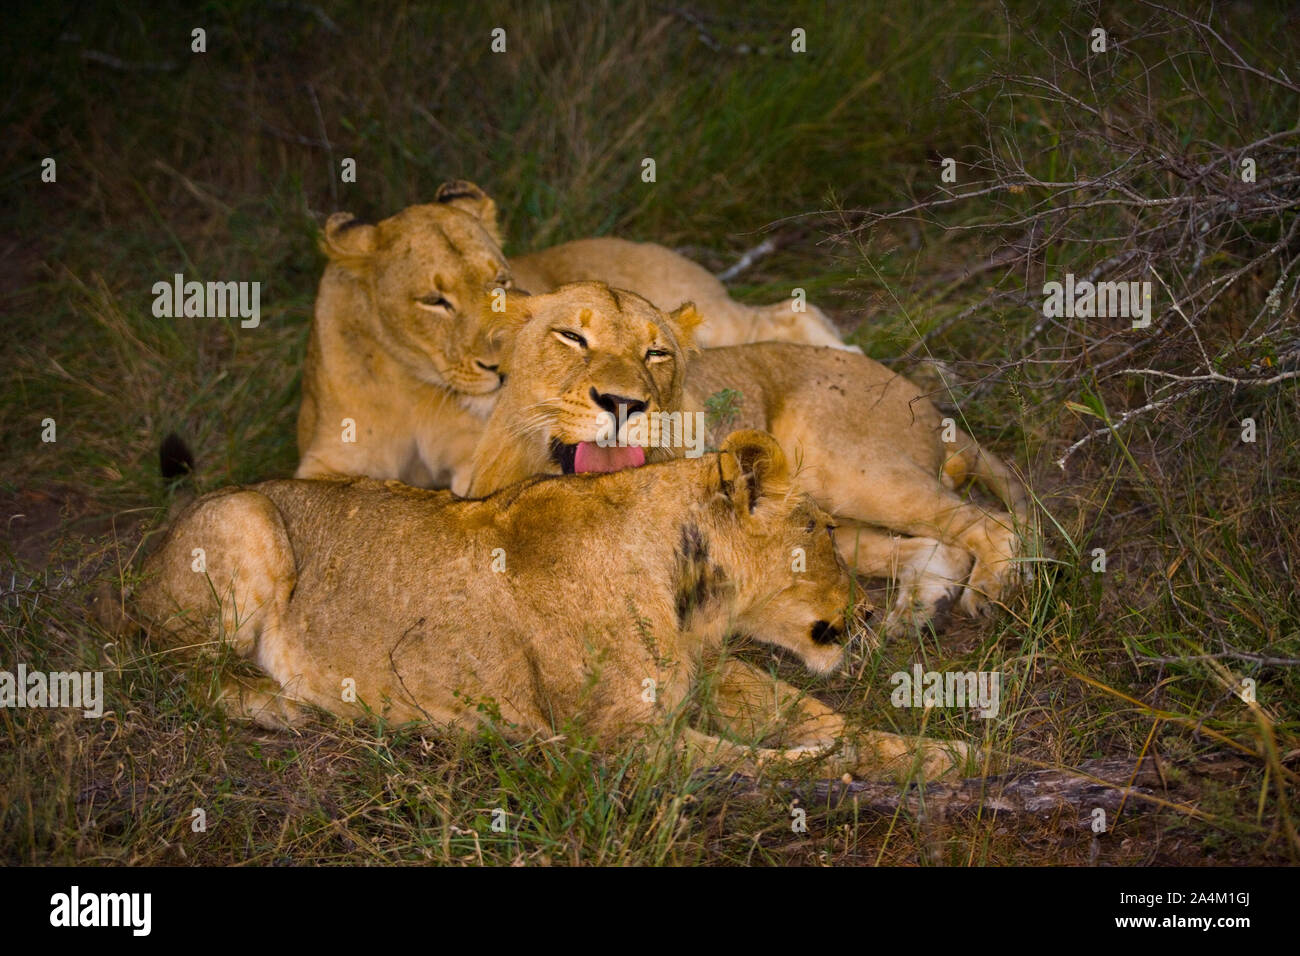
[467,283,1033,634]
[138,431,966,779]
[296,186,510,493]
[296,181,853,491]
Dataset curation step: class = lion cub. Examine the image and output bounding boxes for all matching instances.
[138,430,968,779]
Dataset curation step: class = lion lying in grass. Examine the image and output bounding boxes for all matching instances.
[296,182,853,493]
[138,431,967,779]
[468,283,1033,635]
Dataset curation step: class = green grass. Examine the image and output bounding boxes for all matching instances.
[2,0,1298,865]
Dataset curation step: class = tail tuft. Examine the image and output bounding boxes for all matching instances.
[160,433,195,481]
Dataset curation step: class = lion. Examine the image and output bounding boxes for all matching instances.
[296,182,854,491]
[137,431,967,780]
[296,183,511,494]
[467,282,1033,635]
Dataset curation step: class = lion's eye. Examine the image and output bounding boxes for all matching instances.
[495,275,511,289]
[805,518,817,533]
[555,329,588,348]
[645,348,672,362]
[415,294,453,311]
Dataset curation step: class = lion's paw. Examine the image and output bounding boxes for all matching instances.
[850,732,973,782]
[879,541,972,637]
[958,524,1023,618]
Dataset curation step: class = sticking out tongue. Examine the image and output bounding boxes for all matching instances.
[573,441,646,474]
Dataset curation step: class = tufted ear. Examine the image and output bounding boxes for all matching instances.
[666,302,705,352]
[434,179,503,246]
[717,430,791,515]
[319,212,377,275]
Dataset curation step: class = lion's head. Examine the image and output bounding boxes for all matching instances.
[320,180,510,398]
[708,430,860,674]
[467,281,703,496]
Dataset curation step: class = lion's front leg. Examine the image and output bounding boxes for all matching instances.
[701,655,846,750]
[820,463,1022,619]
[845,730,973,781]
[698,657,973,781]
[833,524,973,636]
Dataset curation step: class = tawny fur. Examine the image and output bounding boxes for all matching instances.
[469,283,1034,633]
[138,432,967,780]
[297,182,856,492]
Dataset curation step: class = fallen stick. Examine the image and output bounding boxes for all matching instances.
[705,756,1173,828]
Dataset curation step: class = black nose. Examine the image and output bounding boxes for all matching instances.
[590,387,647,419]
[810,620,842,646]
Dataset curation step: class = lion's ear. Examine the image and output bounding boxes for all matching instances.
[717,430,791,515]
[667,302,705,352]
[434,180,503,246]
[485,290,535,347]
[320,213,377,274]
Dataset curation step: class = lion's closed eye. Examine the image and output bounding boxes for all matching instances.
[415,293,454,312]
[553,329,588,348]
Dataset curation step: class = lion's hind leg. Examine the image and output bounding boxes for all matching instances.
[675,726,837,776]
[142,490,300,723]
[756,301,861,352]
[846,730,972,781]
[674,724,970,782]
[211,674,309,730]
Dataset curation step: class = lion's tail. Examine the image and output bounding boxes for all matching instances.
[160,432,195,481]
[96,433,198,639]
[156,432,204,526]
[944,427,1033,531]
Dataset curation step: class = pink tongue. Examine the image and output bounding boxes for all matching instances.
[573,442,646,474]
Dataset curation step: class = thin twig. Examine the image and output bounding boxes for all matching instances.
[716,237,779,282]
